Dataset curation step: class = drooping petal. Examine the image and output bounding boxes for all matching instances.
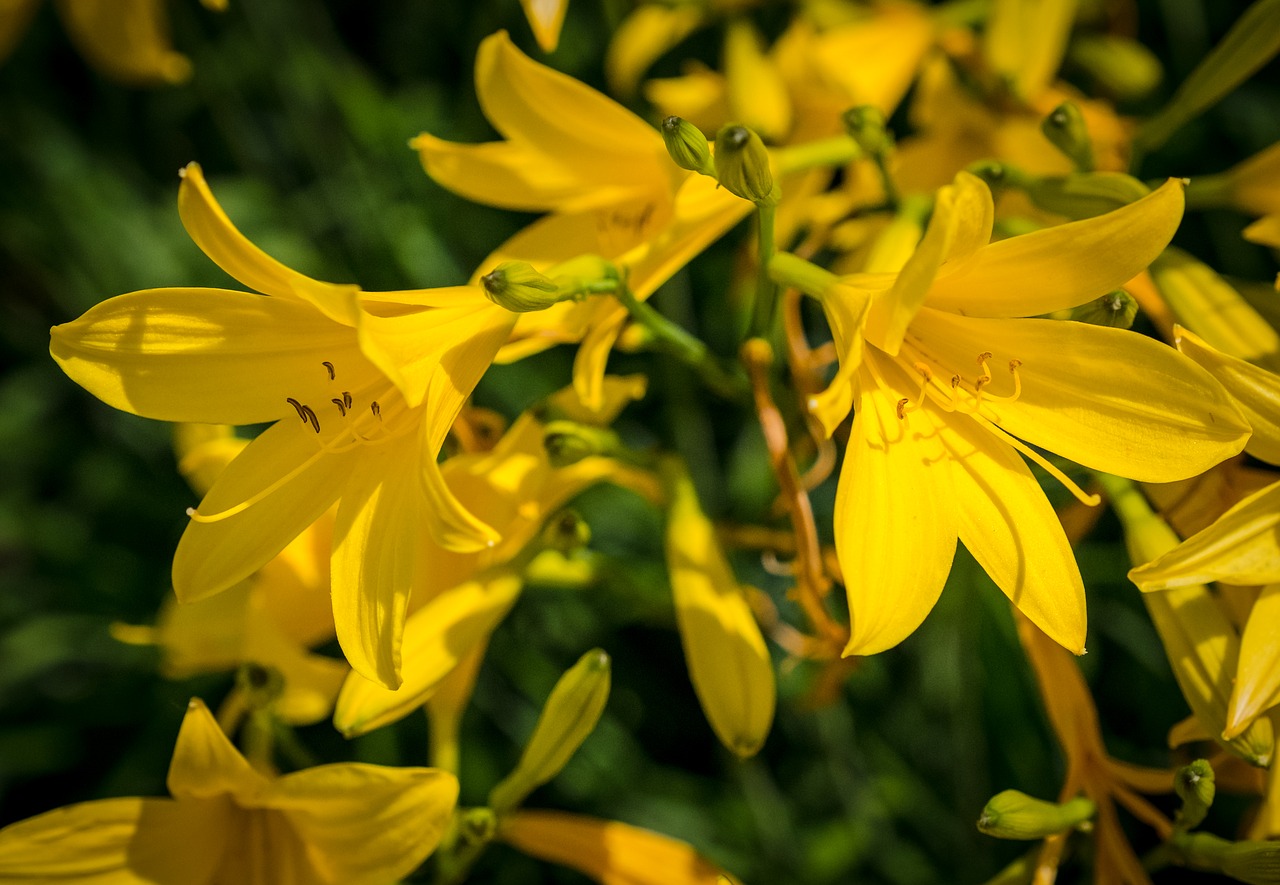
[258,766,458,885]
[943,415,1087,653]
[0,796,229,885]
[167,699,269,801]
[519,0,569,52]
[1129,480,1280,590]
[172,419,354,602]
[838,356,959,656]
[1227,583,1280,738]
[984,0,1078,101]
[605,4,705,97]
[1175,326,1280,465]
[330,433,427,689]
[177,163,324,301]
[332,569,524,737]
[50,287,376,426]
[56,0,191,84]
[908,311,1250,482]
[499,811,728,885]
[924,179,1185,317]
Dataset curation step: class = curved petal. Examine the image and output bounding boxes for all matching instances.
[519,0,568,52]
[908,311,1250,482]
[1227,583,1280,737]
[605,4,705,97]
[177,164,324,300]
[1129,480,1280,590]
[943,416,1087,653]
[838,356,959,656]
[57,0,191,84]
[168,699,268,801]
[1176,326,1280,465]
[924,179,1185,317]
[259,766,458,885]
[173,419,353,602]
[50,287,375,426]
[332,569,524,736]
[330,434,427,689]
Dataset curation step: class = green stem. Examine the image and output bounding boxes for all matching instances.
[773,135,862,174]
[872,152,901,211]
[1183,172,1236,211]
[432,809,498,885]
[749,204,778,340]
[428,707,460,776]
[767,251,839,298]
[613,284,748,399]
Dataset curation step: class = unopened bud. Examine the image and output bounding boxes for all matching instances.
[1223,839,1280,883]
[481,261,563,312]
[965,160,1030,192]
[235,663,284,709]
[662,116,716,176]
[1175,759,1216,830]
[488,649,611,815]
[543,421,623,467]
[1041,102,1094,171]
[541,510,591,553]
[1067,290,1138,328]
[1025,172,1151,219]
[977,790,1095,840]
[841,105,892,157]
[714,124,779,206]
[1068,34,1163,102]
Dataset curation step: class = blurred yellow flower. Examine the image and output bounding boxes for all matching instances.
[50,162,517,689]
[0,699,458,884]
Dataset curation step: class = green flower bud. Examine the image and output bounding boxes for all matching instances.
[1175,759,1216,831]
[1041,101,1095,171]
[964,160,1032,192]
[481,261,563,312]
[1068,34,1163,102]
[1223,839,1280,884]
[714,124,779,206]
[841,105,893,157]
[542,420,624,467]
[540,510,591,554]
[977,790,1096,840]
[488,649,612,815]
[1024,172,1152,220]
[662,115,715,176]
[235,662,285,709]
[1066,290,1139,329]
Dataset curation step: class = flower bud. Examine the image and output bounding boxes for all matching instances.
[1068,34,1163,102]
[1025,172,1151,219]
[1066,290,1138,328]
[1041,101,1094,171]
[1175,759,1216,830]
[841,105,892,158]
[1223,839,1280,884]
[976,790,1096,840]
[481,261,563,312]
[662,116,715,176]
[543,421,623,467]
[714,124,779,206]
[540,510,592,554]
[488,649,611,815]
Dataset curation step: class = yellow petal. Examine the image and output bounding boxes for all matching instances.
[1226,141,1280,216]
[1227,583,1280,737]
[984,0,1078,101]
[520,0,568,52]
[330,433,427,689]
[571,306,627,413]
[1129,479,1280,590]
[144,582,254,677]
[0,0,38,66]
[258,766,458,885]
[174,424,247,497]
[241,604,346,726]
[1176,325,1280,464]
[665,466,775,757]
[910,310,1250,482]
[49,287,377,426]
[723,18,791,141]
[499,811,728,885]
[605,5,704,97]
[177,163,323,300]
[333,569,524,737]
[1244,213,1280,248]
[810,283,873,437]
[943,417,1086,653]
[172,419,354,602]
[643,67,731,135]
[56,0,191,84]
[167,698,268,801]
[0,796,230,884]
[798,6,935,115]
[925,179,1185,317]
[838,357,959,655]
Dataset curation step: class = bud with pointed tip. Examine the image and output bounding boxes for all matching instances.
[1066,290,1139,328]
[977,790,1096,840]
[481,261,563,312]
[1175,759,1216,830]
[662,116,716,176]
[714,124,779,206]
[1042,101,1095,171]
[842,105,893,157]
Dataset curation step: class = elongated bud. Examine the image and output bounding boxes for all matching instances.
[714,124,779,206]
[842,105,893,157]
[1223,839,1280,883]
[481,261,564,312]
[1041,101,1094,171]
[662,116,715,176]
[1025,172,1151,219]
[1175,759,1216,830]
[488,649,611,815]
[542,420,624,467]
[1068,34,1163,102]
[1065,290,1138,328]
[976,790,1095,840]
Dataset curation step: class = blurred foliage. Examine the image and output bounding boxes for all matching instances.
[0,0,1278,882]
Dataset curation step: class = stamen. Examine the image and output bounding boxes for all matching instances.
[371,401,382,419]
[186,447,329,524]
[982,359,1024,405]
[342,391,353,410]
[286,397,308,422]
[322,361,335,380]
[331,398,347,417]
[975,416,1101,507]
[300,405,321,433]
[895,362,933,420]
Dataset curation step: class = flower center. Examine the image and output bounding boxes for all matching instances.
[892,351,1024,420]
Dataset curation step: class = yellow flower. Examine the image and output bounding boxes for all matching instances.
[774,173,1249,656]
[49,163,517,689]
[0,699,458,884]
[413,31,748,408]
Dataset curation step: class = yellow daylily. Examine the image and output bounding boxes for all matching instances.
[0,699,458,884]
[1187,140,1280,249]
[413,31,749,407]
[49,163,517,690]
[334,377,659,736]
[772,173,1249,656]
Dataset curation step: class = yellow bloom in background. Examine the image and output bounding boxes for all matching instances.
[414,31,749,407]
[49,162,517,689]
[0,699,458,884]
[0,0,225,84]
[1189,140,1280,249]
[776,174,1248,656]
[519,0,568,53]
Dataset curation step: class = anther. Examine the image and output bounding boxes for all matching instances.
[896,398,910,419]
[322,361,335,380]
[300,405,321,433]
[371,401,381,419]
[286,397,308,422]
[950,375,961,389]
[897,362,933,419]
[342,391,352,410]
[331,398,347,417]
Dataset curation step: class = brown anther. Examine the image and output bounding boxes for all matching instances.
[950,375,962,389]
[322,361,335,380]
[977,351,993,364]
[331,398,347,417]
[300,405,321,433]
[896,398,910,419]
[342,391,353,410]
[371,401,381,419]
[1008,359,1023,372]
[976,374,992,389]
[913,362,933,381]
[286,397,308,422]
